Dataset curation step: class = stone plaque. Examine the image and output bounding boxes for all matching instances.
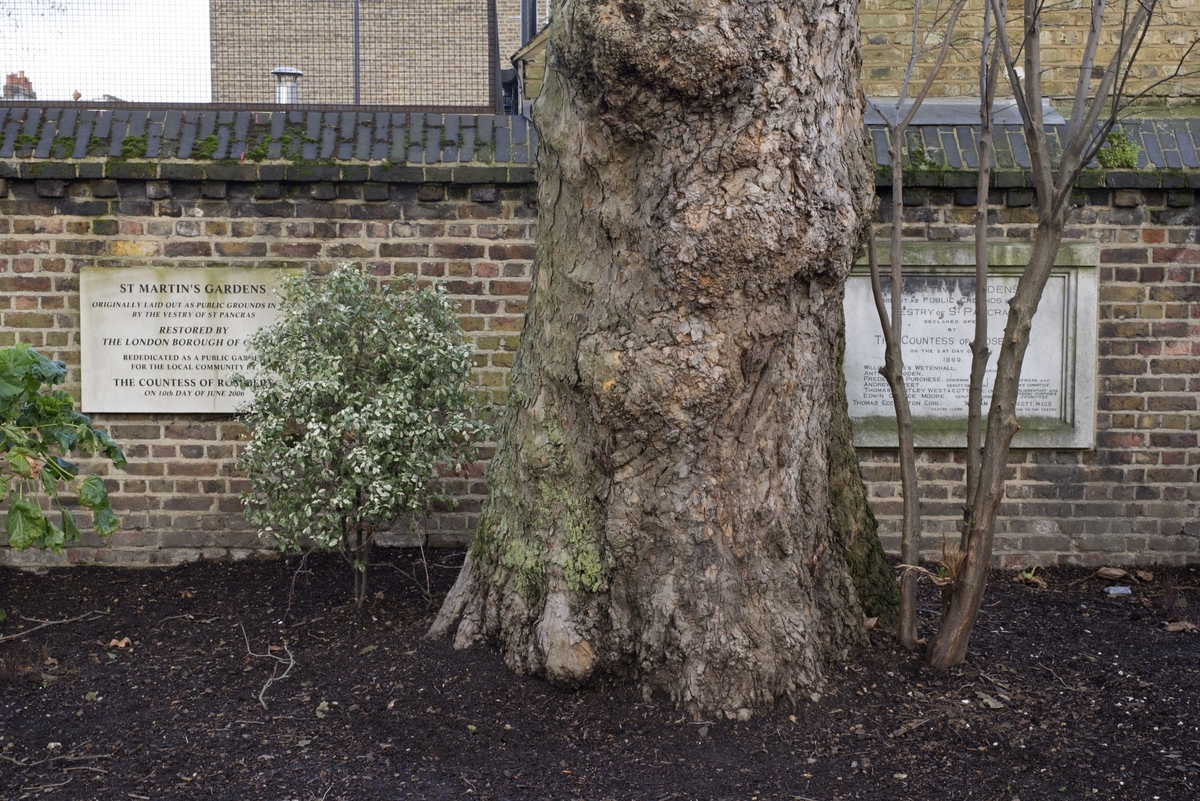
[844,242,1098,448]
[80,267,294,413]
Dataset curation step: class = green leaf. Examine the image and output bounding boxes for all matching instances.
[61,507,80,542]
[6,495,45,551]
[7,449,34,477]
[78,474,109,510]
[44,518,65,552]
[29,353,67,386]
[92,506,119,539]
[40,467,59,498]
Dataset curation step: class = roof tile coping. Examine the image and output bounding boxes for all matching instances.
[0,107,539,183]
[1,107,1198,190]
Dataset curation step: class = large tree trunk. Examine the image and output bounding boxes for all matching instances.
[431,0,886,717]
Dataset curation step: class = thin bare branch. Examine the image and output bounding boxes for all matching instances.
[240,624,296,711]
[0,610,108,643]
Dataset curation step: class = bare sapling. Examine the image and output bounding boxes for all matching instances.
[867,0,968,650]
[868,0,1195,665]
[927,0,1192,667]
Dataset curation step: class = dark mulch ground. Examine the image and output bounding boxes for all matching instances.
[1,550,1197,801]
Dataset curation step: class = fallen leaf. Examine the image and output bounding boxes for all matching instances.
[1165,621,1197,633]
[1135,570,1154,583]
[315,700,329,719]
[359,644,378,655]
[894,773,908,780]
[43,656,58,667]
[863,616,878,630]
[467,724,477,733]
[976,691,1005,709]
[297,738,312,747]
[84,691,99,701]
[1015,571,1048,589]
[1097,567,1128,581]
[108,637,131,649]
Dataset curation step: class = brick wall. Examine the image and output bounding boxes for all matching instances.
[0,107,1197,568]
[860,0,1200,104]
[863,178,1200,566]
[0,109,538,567]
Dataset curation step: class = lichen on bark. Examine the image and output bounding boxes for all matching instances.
[431,0,895,717]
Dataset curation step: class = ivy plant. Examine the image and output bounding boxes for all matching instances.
[235,266,489,607]
[1,345,126,553]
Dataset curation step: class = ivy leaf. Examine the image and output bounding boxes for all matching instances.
[78,474,109,510]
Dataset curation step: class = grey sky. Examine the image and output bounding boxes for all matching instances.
[1,0,210,102]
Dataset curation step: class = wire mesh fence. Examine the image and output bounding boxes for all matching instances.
[0,0,498,109]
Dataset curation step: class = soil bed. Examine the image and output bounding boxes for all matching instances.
[2,550,1198,800]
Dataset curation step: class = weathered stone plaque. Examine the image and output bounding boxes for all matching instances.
[844,242,1098,448]
[80,267,294,414]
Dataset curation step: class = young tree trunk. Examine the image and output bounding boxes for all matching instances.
[431,0,886,716]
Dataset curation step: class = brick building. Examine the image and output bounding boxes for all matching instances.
[209,0,544,108]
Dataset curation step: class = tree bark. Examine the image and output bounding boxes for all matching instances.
[431,0,886,716]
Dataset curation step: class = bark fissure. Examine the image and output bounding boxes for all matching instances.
[432,0,895,716]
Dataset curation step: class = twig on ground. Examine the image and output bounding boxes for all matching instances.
[154,614,220,628]
[0,611,108,643]
[240,623,296,710]
[1036,662,1084,691]
[1,752,112,768]
[21,779,72,792]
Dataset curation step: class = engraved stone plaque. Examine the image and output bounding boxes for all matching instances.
[844,242,1098,448]
[80,267,295,414]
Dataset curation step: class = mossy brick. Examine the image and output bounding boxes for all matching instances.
[371,165,425,182]
[22,162,75,180]
[204,164,258,182]
[286,164,340,181]
[452,166,509,184]
[1106,171,1160,189]
[162,163,205,181]
[258,164,285,181]
[76,162,104,179]
[340,165,369,181]
[992,170,1030,188]
[106,162,158,179]
[509,167,535,183]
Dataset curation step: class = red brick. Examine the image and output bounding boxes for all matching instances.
[164,241,213,257]
[489,280,531,296]
[1153,247,1200,263]
[488,243,536,261]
